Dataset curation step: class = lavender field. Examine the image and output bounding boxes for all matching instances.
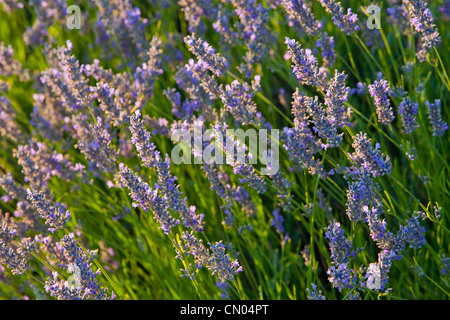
[0,0,449,301]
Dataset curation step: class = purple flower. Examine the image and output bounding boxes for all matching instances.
[398,97,419,135]
[404,0,441,61]
[232,0,271,66]
[178,0,217,33]
[0,94,25,143]
[403,214,426,250]
[118,163,180,234]
[346,168,374,222]
[184,34,229,77]
[27,189,71,233]
[132,36,164,105]
[213,4,240,46]
[0,222,29,275]
[323,70,350,143]
[325,221,352,265]
[73,116,117,174]
[426,99,448,137]
[441,254,450,275]
[282,0,322,36]
[306,283,326,300]
[283,90,326,177]
[271,209,285,235]
[156,155,205,232]
[220,79,259,126]
[351,132,392,177]
[327,263,353,292]
[44,233,114,300]
[207,241,243,282]
[318,0,359,35]
[368,79,395,125]
[129,110,160,168]
[285,37,326,88]
[212,122,267,194]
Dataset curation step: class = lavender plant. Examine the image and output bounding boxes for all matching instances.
[0,0,448,303]
[368,79,395,125]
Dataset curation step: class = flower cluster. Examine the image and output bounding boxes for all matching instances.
[27,189,71,233]
[403,0,441,61]
[284,38,327,88]
[0,173,44,234]
[363,209,426,291]
[74,116,118,174]
[325,221,355,291]
[318,0,359,35]
[179,231,242,283]
[323,70,350,141]
[283,89,326,177]
[44,233,114,300]
[178,0,217,33]
[212,122,267,194]
[0,91,25,143]
[368,79,395,125]
[346,168,375,222]
[133,36,164,105]
[93,0,149,64]
[118,163,180,234]
[156,156,205,232]
[350,132,392,177]
[23,0,66,47]
[184,34,229,77]
[208,241,243,282]
[306,283,326,300]
[282,0,322,35]
[129,110,159,168]
[398,96,419,135]
[282,1,336,67]
[220,78,260,126]
[0,222,29,275]
[0,42,29,80]
[425,99,448,137]
[130,111,205,232]
[231,0,271,75]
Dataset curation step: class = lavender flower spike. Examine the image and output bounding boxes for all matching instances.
[156,155,205,232]
[129,111,204,232]
[368,79,395,125]
[398,96,419,135]
[207,241,243,283]
[27,189,71,233]
[323,70,350,143]
[282,0,322,36]
[184,34,229,77]
[220,78,259,126]
[129,109,160,168]
[45,233,114,300]
[426,99,448,137]
[325,221,352,265]
[403,0,441,62]
[118,163,180,234]
[319,0,359,35]
[0,222,29,275]
[351,132,392,177]
[285,38,326,89]
[324,221,354,291]
[306,283,326,300]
